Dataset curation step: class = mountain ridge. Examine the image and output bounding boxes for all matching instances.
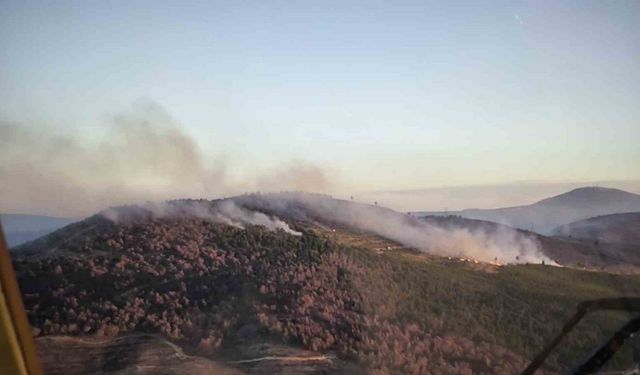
[414,187,640,234]
[553,212,640,246]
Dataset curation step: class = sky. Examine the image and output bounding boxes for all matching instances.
[1,1,639,216]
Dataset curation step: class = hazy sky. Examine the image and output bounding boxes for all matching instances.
[1,1,639,215]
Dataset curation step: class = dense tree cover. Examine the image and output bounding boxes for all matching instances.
[13,215,640,374]
[344,248,640,371]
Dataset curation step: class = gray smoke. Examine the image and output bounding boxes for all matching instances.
[0,100,557,263]
[233,192,555,264]
[0,100,332,217]
[100,192,553,263]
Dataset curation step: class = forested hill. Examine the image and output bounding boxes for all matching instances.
[13,198,640,374]
[553,212,640,246]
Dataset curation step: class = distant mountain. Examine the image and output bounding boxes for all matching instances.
[553,212,640,246]
[415,187,640,234]
[0,213,74,247]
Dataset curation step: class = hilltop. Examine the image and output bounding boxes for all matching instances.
[16,192,640,270]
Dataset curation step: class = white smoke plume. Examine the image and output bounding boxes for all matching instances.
[101,192,553,263]
[1,100,556,263]
[214,200,301,235]
[233,192,555,264]
[100,199,301,236]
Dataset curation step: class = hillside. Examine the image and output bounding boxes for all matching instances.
[1,213,74,247]
[36,334,358,375]
[12,194,640,374]
[415,187,640,234]
[35,335,245,375]
[553,212,640,246]
[420,215,640,271]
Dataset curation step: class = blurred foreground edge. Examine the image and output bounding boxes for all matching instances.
[0,224,43,375]
[522,298,640,375]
